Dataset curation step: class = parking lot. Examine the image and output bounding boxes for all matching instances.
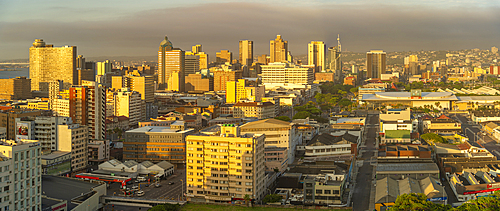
[107,168,186,201]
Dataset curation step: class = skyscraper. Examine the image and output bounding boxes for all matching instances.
[97,60,112,75]
[216,50,232,65]
[192,44,202,54]
[184,54,200,76]
[29,39,77,92]
[308,41,325,72]
[239,40,253,66]
[158,36,185,91]
[366,50,386,79]
[326,35,342,81]
[404,55,419,75]
[270,35,288,63]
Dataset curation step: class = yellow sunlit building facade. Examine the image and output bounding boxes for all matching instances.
[186,125,266,203]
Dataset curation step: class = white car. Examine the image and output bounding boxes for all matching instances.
[132,185,139,190]
[137,190,145,197]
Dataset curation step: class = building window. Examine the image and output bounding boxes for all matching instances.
[316,189,323,194]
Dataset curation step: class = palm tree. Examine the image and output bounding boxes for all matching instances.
[244,194,252,207]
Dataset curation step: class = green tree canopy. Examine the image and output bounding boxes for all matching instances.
[389,193,451,211]
[274,116,291,122]
[148,204,181,211]
[421,133,447,144]
[263,194,283,203]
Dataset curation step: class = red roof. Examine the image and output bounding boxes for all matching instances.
[0,106,12,111]
[437,114,450,119]
[457,142,471,150]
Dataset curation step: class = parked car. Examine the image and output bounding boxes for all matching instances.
[155,183,161,188]
[132,185,139,190]
[168,182,175,185]
[137,190,145,197]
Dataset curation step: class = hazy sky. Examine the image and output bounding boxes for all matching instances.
[1,0,499,60]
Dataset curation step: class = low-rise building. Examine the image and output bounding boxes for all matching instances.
[303,173,346,205]
[471,110,500,123]
[88,139,110,164]
[41,150,72,176]
[264,147,288,173]
[123,126,194,168]
[233,102,275,119]
[375,176,447,211]
[305,132,358,157]
[448,171,500,202]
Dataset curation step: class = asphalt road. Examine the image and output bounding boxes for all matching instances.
[352,113,378,211]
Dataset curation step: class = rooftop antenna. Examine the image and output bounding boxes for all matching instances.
[337,34,341,52]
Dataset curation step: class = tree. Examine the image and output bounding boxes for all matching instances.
[244,194,252,207]
[274,116,291,122]
[263,194,283,204]
[349,87,359,95]
[388,193,451,211]
[148,204,181,211]
[293,111,311,120]
[421,133,447,144]
[455,191,500,211]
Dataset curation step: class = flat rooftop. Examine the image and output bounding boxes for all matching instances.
[42,197,64,210]
[376,163,439,174]
[42,175,101,211]
[41,151,71,160]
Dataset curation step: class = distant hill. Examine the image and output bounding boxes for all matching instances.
[0,59,29,63]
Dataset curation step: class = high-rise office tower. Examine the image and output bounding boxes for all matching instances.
[185,54,200,76]
[192,44,202,54]
[198,52,209,69]
[239,40,253,66]
[270,35,288,63]
[49,80,63,109]
[29,39,77,92]
[216,50,232,65]
[308,41,325,72]
[404,55,419,75]
[97,60,112,75]
[158,36,185,91]
[0,77,31,100]
[366,50,386,79]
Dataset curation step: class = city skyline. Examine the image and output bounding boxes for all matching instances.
[1,1,499,60]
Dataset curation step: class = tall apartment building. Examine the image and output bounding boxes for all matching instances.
[216,50,232,65]
[96,60,112,76]
[192,45,202,54]
[270,35,288,63]
[186,124,266,202]
[49,80,63,110]
[212,69,243,91]
[185,74,214,92]
[185,54,200,76]
[52,82,106,140]
[124,126,194,168]
[308,41,325,72]
[366,50,387,79]
[21,116,73,151]
[57,124,88,172]
[158,36,185,92]
[261,63,314,85]
[29,39,77,92]
[0,139,42,211]
[0,77,31,100]
[239,40,253,66]
[0,108,41,140]
[114,88,145,128]
[241,119,300,165]
[226,79,264,104]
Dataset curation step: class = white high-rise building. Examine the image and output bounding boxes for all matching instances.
[0,139,42,211]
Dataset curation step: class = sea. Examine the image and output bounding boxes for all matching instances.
[0,68,29,79]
